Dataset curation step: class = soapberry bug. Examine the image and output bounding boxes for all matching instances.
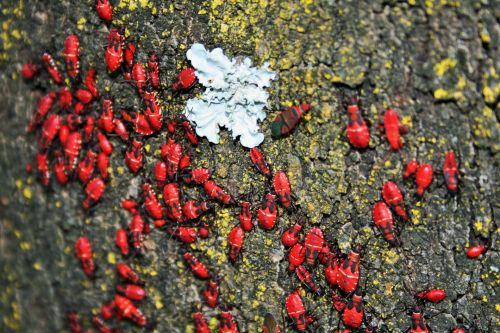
[105,28,123,72]
[372,201,398,246]
[95,0,112,22]
[416,163,433,196]
[113,295,147,326]
[183,252,210,279]
[281,222,302,248]
[115,228,129,256]
[249,147,272,178]
[63,34,80,78]
[171,68,197,92]
[381,108,407,151]
[404,160,419,178]
[147,53,160,89]
[116,262,140,283]
[382,181,408,221]
[75,237,95,277]
[343,289,364,329]
[338,245,362,293]
[304,227,324,265]
[83,177,105,209]
[203,278,220,308]
[271,103,310,138]
[416,289,446,303]
[273,171,292,209]
[443,150,458,192]
[204,180,233,205]
[117,284,147,301]
[41,51,63,84]
[227,226,245,262]
[346,97,370,149]
[257,193,278,230]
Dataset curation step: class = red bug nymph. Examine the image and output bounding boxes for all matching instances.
[382,108,406,151]
[116,262,140,283]
[304,227,324,265]
[132,63,147,94]
[75,237,95,277]
[295,265,322,295]
[96,0,112,22]
[129,214,145,250]
[281,222,302,248]
[271,103,310,138]
[227,226,245,262]
[346,97,370,149]
[204,180,233,205]
[105,28,123,73]
[85,68,99,98]
[161,138,182,178]
[257,193,278,230]
[114,295,147,326]
[273,171,292,209]
[171,68,197,92]
[466,244,487,258]
[338,245,361,293]
[64,34,80,78]
[115,228,129,256]
[286,290,312,331]
[116,284,147,301]
[416,163,433,196]
[410,307,429,333]
[382,181,408,221]
[41,51,63,84]
[193,312,210,333]
[125,140,143,173]
[83,177,105,209]
[372,201,398,246]
[288,243,306,271]
[219,310,239,333]
[203,279,219,308]
[443,150,458,192]
[64,131,82,171]
[249,147,272,178]
[147,53,160,89]
[182,200,212,221]
[343,289,364,329]
[143,183,163,220]
[404,160,419,178]
[183,252,210,279]
[239,201,254,232]
[416,289,446,303]
[163,183,182,221]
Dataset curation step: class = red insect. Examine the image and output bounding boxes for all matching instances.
[288,243,306,271]
[382,181,408,221]
[21,62,39,79]
[97,130,113,155]
[129,214,145,250]
[171,68,197,92]
[132,63,147,93]
[154,161,167,188]
[66,114,82,131]
[75,89,93,104]
[75,237,95,277]
[238,201,254,232]
[169,227,197,243]
[65,131,82,172]
[36,151,50,186]
[73,102,85,115]
[125,140,143,173]
[193,312,210,333]
[416,289,446,303]
[105,28,123,73]
[281,222,302,248]
[304,227,324,265]
[97,151,109,179]
[54,151,69,185]
[271,103,310,138]
[117,284,147,301]
[331,291,346,312]
[113,118,129,141]
[183,252,210,279]
[204,180,233,205]
[451,328,465,333]
[163,183,182,221]
[273,171,292,209]
[27,91,56,132]
[443,151,458,192]
[124,42,136,69]
[295,265,322,295]
[41,51,63,84]
[410,307,429,333]
[59,124,70,145]
[121,198,139,215]
[182,200,212,221]
[404,160,419,178]
[324,252,340,287]
[183,168,211,185]
[91,316,113,333]
[382,108,406,151]
[95,0,112,22]
[142,90,163,131]
[343,289,364,329]
[113,295,147,326]
[115,228,129,256]
[25,163,33,174]
[286,290,313,331]
[257,193,278,230]
[83,177,105,209]
[227,226,245,262]
[85,68,99,98]
[262,313,281,333]
[219,310,239,333]
[338,245,362,293]
[203,278,219,308]
[372,201,398,246]
[416,163,433,196]
[199,223,209,239]
[116,262,140,284]
[143,183,163,220]
[39,113,61,149]
[98,99,115,133]
[179,153,190,171]
[249,148,272,181]
[64,34,80,78]
[167,120,177,133]
[77,150,97,183]
[147,53,160,89]
[59,86,72,110]
[182,120,198,145]
[161,138,182,178]
[67,311,82,333]
[346,97,370,148]
[466,244,487,258]
[84,116,95,143]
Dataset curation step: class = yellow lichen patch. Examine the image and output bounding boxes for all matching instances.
[19,241,31,251]
[33,262,42,271]
[77,17,86,31]
[382,249,399,265]
[107,252,116,264]
[434,58,457,77]
[22,187,32,200]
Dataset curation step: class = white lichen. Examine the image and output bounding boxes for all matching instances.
[183,43,276,148]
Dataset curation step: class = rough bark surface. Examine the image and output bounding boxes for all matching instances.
[0,0,498,332]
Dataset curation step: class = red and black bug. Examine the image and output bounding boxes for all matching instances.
[83,115,95,143]
[125,139,143,173]
[171,68,197,92]
[416,163,433,196]
[83,177,105,209]
[183,252,210,279]
[67,311,82,333]
[346,97,370,149]
[114,295,147,326]
[53,151,69,185]
[404,160,419,178]
[338,245,361,293]
[382,181,408,221]
[95,0,113,22]
[372,201,398,246]
[96,151,109,179]
[324,251,340,287]
[64,34,80,78]
[59,124,70,145]
[41,51,63,84]
[281,222,302,248]
[142,90,163,131]
[169,226,197,243]
[257,193,278,230]
[219,309,239,333]
[286,290,313,331]
[163,183,182,221]
[154,160,167,188]
[227,226,245,262]
[85,68,99,98]
[115,228,129,256]
[249,147,272,178]
[273,171,292,209]
[105,28,123,72]
[343,289,364,329]
[239,201,254,232]
[204,180,233,205]
[203,278,219,308]
[58,86,72,110]
[98,98,115,133]
[129,214,145,250]
[96,130,113,155]
[304,227,324,265]
[21,62,39,80]
[27,91,57,133]
[183,168,211,185]
[271,103,310,138]
[117,284,147,301]
[39,113,61,149]
[132,63,147,93]
[116,262,140,284]
[193,312,210,333]
[466,244,487,258]
[416,289,446,303]
[382,108,407,151]
[443,150,458,192]
[161,138,182,178]
[182,120,198,145]
[91,316,113,333]
[65,131,82,172]
[288,242,306,271]
[409,307,430,333]
[182,200,212,221]
[75,237,95,277]
[77,150,97,183]
[143,183,163,220]
[121,198,139,215]
[295,265,322,295]
[147,53,160,89]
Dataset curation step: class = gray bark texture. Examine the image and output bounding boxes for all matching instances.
[0,0,498,332]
